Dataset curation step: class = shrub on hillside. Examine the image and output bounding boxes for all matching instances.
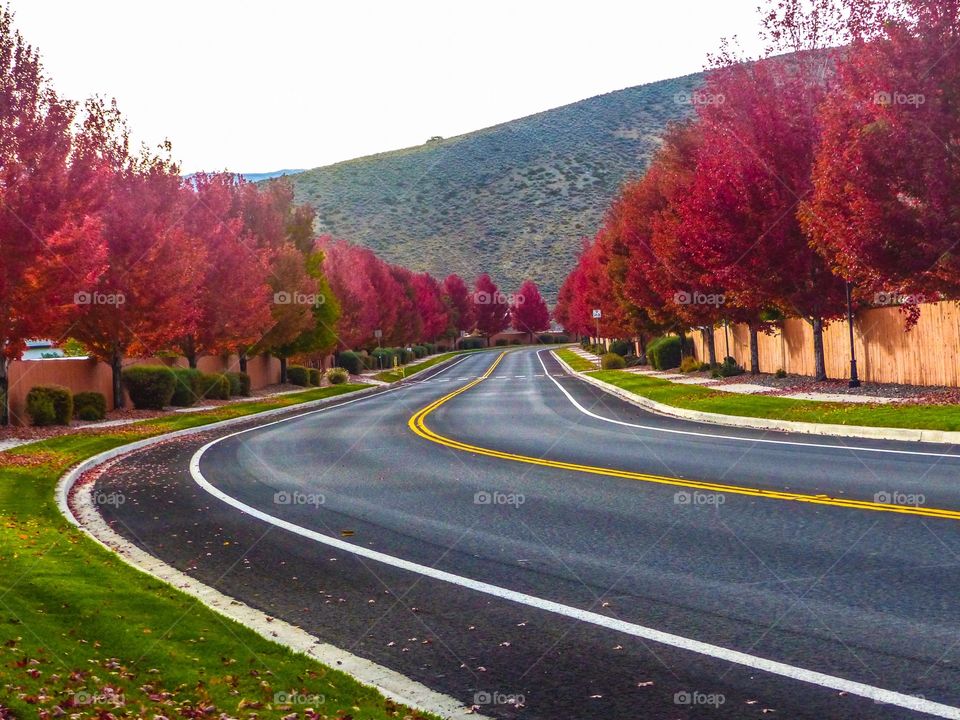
[122,366,176,409]
[328,367,349,384]
[609,339,632,357]
[73,391,106,421]
[169,368,202,407]
[27,385,72,426]
[337,351,363,375]
[647,336,682,370]
[197,372,230,399]
[287,365,310,387]
[226,371,251,397]
[600,352,626,370]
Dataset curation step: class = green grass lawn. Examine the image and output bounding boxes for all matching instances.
[373,351,461,383]
[589,370,960,432]
[554,347,599,372]
[0,383,439,719]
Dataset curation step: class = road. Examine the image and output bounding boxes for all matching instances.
[95,347,960,719]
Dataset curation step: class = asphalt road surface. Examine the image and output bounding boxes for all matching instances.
[95,347,960,719]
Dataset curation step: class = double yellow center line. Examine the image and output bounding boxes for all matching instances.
[408,352,960,521]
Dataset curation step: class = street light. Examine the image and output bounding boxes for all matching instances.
[845,280,860,388]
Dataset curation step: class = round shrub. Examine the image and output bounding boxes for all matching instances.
[600,352,626,370]
[169,367,202,407]
[72,391,106,421]
[609,339,632,357]
[225,371,251,397]
[412,344,428,359]
[371,347,396,369]
[398,348,415,364]
[196,372,230,400]
[26,393,56,426]
[337,351,363,375]
[328,367,349,384]
[308,368,322,386]
[26,385,73,425]
[122,366,176,409]
[459,337,484,350]
[287,365,310,387]
[495,338,509,347]
[647,336,683,370]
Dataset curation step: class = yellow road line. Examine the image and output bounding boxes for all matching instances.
[408,352,960,521]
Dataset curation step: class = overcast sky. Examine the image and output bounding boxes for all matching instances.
[12,1,768,174]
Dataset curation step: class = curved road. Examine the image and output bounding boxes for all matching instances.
[95,347,960,719]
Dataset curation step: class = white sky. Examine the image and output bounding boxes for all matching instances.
[11,1,767,174]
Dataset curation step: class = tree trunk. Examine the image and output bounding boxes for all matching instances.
[279,356,288,384]
[184,336,197,369]
[111,348,124,409]
[702,326,717,367]
[811,317,827,381]
[678,329,687,357]
[238,351,248,373]
[637,334,647,365]
[748,323,760,374]
[0,355,9,425]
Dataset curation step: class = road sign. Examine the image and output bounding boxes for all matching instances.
[592,309,602,319]
[374,329,382,338]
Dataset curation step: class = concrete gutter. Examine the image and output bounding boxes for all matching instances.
[551,351,960,446]
[55,380,489,720]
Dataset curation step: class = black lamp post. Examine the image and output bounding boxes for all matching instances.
[845,280,860,388]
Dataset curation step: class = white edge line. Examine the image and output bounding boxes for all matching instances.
[188,350,960,720]
[542,349,960,459]
[55,354,491,720]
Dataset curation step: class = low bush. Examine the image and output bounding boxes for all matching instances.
[169,368,202,407]
[553,334,569,343]
[459,337,484,350]
[609,339,632,357]
[371,348,396,369]
[337,351,363,375]
[307,368,321,386]
[328,367,349,384]
[711,356,745,378]
[287,365,310,387]
[197,372,230,399]
[538,334,555,344]
[495,339,509,347]
[600,352,627,370]
[509,339,522,345]
[73,391,106,421]
[679,356,701,373]
[412,344,428,358]
[647,336,683,370]
[26,385,73,425]
[226,371,251,397]
[624,354,643,368]
[775,368,787,379]
[699,361,711,371]
[397,348,415,364]
[122,366,176,409]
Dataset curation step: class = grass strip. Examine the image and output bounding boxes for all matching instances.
[554,348,599,372]
[0,383,439,719]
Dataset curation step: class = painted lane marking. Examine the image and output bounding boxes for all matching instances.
[541,350,960,460]
[190,350,960,720]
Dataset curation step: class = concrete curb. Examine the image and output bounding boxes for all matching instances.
[55,382,488,720]
[550,351,960,445]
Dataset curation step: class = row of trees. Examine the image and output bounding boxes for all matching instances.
[0,7,552,422]
[555,0,957,380]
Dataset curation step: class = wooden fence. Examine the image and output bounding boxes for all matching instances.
[688,300,960,387]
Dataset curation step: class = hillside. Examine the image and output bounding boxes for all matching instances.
[288,72,706,300]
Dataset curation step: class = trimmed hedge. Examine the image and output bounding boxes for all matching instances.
[337,351,363,375]
[308,368,322,386]
[609,339,632,357]
[328,367,349,384]
[225,371,251,397]
[287,365,310,387]
[169,368,202,407]
[459,337,484,350]
[197,372,230,400]
[412,344,428,359]
[647,336,683,370]
[122,366,176,409]
[600,352,626,370]
[73,391,106,421]
[371,348,396,369]
[495,339,509,346]
[27,385,73,426]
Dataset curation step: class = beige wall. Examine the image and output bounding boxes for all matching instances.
[7,353,281,426]
[689,300,960,386]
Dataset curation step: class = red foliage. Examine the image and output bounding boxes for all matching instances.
[510,280,551,340]
[411,272,449,342]
[441,274,474,336]
[472,274,510,340]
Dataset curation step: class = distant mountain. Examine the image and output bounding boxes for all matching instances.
[285,72,706,300]
[239,169,305,183]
